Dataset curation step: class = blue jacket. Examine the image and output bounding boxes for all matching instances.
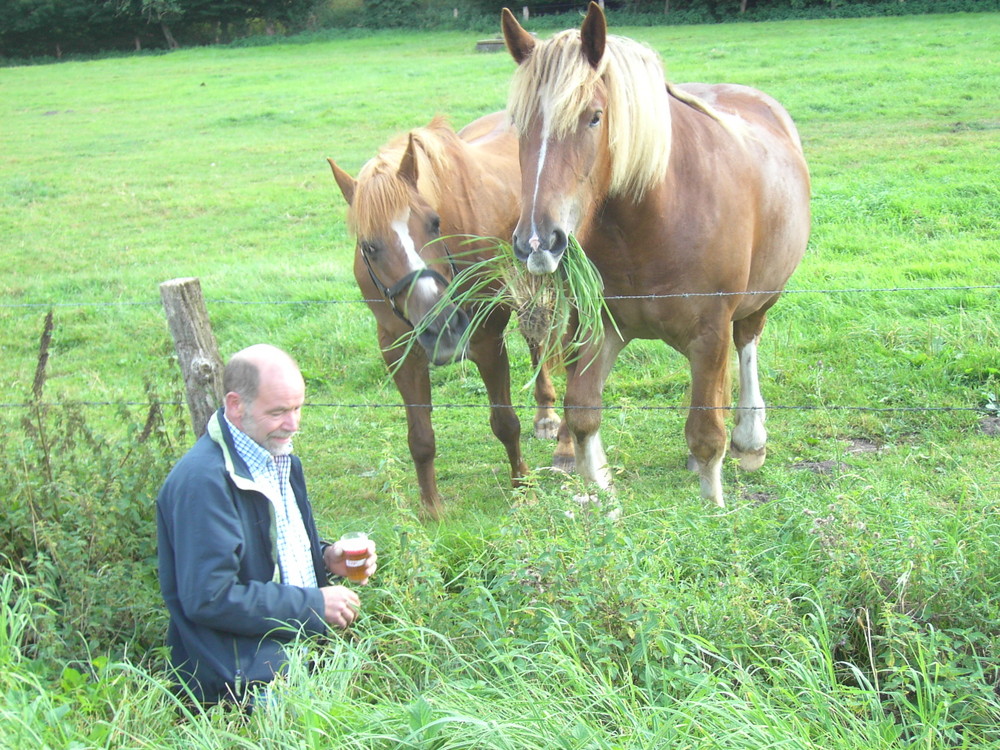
[156,408,331,703]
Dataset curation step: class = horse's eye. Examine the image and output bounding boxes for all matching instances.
[360,241,377,256]
[429,216,441,236]
[589,110,603,128]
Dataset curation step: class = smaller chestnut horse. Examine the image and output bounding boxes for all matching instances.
[501,4,811,507]
[328,113,560,518]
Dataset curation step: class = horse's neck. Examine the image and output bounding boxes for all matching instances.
[436,138,520,240]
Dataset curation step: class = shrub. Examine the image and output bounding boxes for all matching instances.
[0,318,188,669]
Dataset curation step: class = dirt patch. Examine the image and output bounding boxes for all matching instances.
[980,416,1000,437]
[846,437,881,454]
[793,460,851,475]
[742,491,776,506]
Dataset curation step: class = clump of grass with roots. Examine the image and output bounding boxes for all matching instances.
[393,235,619,382]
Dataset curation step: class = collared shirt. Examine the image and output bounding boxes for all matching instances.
[225,415,317,589]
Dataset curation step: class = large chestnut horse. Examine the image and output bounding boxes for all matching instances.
[328,113,560,518]
[501,4,810,507]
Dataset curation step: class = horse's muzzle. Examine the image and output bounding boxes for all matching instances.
[416,304,470,365]
[513,226,567,275]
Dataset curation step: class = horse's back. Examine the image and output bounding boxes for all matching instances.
[457,110,515,147]
[676,82,805,154]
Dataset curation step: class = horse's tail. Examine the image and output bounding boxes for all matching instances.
[666,82,748,148]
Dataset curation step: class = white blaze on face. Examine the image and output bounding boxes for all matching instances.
[526,101,553,255]
[391,209,423,272]
[523,98,574,276]
[390,209,440,305]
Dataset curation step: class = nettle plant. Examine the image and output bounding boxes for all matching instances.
[2,318,188,665]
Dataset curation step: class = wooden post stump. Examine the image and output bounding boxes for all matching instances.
[159,277,224,437]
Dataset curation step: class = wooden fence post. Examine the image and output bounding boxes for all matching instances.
[159,277,224,438]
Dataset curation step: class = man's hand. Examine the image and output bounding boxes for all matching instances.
[324,539,378,584]
[319,585,361,629]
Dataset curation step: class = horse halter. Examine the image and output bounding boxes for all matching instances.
[362,248,461,330]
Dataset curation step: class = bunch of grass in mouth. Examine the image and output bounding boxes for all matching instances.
[393,234,618,380]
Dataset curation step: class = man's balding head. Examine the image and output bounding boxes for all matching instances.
[223,345,305,455]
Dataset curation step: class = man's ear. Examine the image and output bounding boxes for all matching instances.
[224,391,242,423]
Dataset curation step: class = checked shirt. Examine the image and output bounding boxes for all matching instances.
[225,415,317,589]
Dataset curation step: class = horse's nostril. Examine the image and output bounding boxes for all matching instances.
[450,305,471,332]
[511,231,528,260]
[551,228,568,255]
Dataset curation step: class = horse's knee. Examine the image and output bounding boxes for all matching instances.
[490,408,521,445]
[685,416,727,465]
[407,431,436,467]
[565,403,601,439]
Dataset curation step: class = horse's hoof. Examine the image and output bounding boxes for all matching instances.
[533,417,561,440]
[420,497,444,522]
[551,454,576,474]
[732,444,766,471]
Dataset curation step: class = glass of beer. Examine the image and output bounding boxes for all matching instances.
[339,532,371,583]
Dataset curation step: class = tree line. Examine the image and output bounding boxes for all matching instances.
[1,0,995,60]
[0,0,322,57]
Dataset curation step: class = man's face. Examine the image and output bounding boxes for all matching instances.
[232,370,305,456]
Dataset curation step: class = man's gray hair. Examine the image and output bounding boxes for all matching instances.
[223,356,260,402]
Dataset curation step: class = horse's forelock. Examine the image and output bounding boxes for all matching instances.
[508,30,672,201]
[350,157,411,238]
[509,30,604,139]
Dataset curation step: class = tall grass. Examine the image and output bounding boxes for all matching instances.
[5,558,996,747]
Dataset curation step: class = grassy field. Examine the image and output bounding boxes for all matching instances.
[2,12,999,748]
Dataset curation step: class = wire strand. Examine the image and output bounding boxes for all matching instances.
[2,284,998,309]
[0,400,991,415]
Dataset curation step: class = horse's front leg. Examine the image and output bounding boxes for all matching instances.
[469,314,530,487]
[380,326,443,520]
[563,333,626,490]
[684,324,733,508]
[528,339,561,440]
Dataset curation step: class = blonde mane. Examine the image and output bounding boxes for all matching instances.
[349,116,455,237]
[507,31,672,201]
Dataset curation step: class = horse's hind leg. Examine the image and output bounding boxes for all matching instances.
[730,311,770,471]
[529,340,561,439]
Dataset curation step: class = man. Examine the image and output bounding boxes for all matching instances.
[157,344,376,705]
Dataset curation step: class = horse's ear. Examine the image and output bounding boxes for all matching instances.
[502,7,535,64]
[580,1,607,69]
[398,134,420,187]
[327,158,355,205]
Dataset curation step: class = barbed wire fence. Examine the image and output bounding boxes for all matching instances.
[2,282,998,420]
